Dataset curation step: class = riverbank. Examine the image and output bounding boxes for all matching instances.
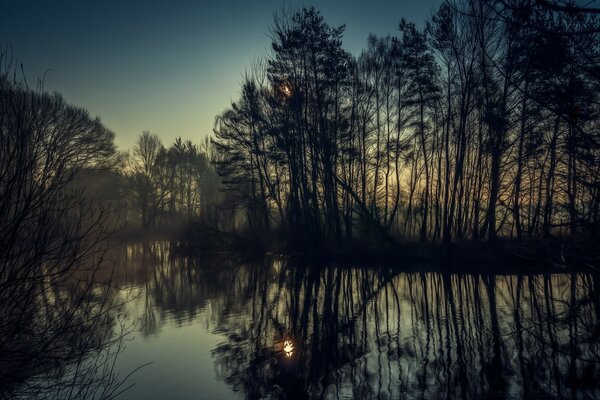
[171,223,600,274]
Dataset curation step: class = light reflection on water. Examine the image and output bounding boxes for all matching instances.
[109,241,600,400]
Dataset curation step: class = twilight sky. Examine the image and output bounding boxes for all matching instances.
[1,0,443,150]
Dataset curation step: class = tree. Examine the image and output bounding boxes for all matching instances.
[0,55,124,395]
[128,132,170,229]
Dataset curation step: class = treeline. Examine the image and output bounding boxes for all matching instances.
[212,1,600,247]
[123,132,221,230]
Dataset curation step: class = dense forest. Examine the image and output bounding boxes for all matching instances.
[211,2,600,250]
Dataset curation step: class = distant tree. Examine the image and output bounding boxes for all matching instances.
[126,132,213,229]
[165,138,208,222]
[128,132,171,229]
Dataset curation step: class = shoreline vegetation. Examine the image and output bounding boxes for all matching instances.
[110,223,600,274]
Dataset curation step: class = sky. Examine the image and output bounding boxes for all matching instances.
[1,0,443,150]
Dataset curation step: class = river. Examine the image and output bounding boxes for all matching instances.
[80,241,600,399]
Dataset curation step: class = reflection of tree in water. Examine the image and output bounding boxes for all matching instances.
[206,261,600,399]
[113,245,600,399]
[0,257,132,400]
[114,242,262,337]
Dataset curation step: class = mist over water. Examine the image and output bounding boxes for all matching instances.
[98,241,600,400]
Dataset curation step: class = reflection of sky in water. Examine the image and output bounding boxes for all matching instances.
[115,317,235,399]
[107,242,600,400]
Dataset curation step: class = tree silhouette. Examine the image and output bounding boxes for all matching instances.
[211,2,600,249]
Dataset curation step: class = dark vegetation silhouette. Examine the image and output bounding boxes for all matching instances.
[0,50,135,399]
[125,132,217,231]
[206,1,600,259]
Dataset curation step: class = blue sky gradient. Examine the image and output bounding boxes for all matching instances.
[1,0,442,149]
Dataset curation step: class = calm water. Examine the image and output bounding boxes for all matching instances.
[99,241,600,400]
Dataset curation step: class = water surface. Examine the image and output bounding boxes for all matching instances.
[106,242,600,399]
